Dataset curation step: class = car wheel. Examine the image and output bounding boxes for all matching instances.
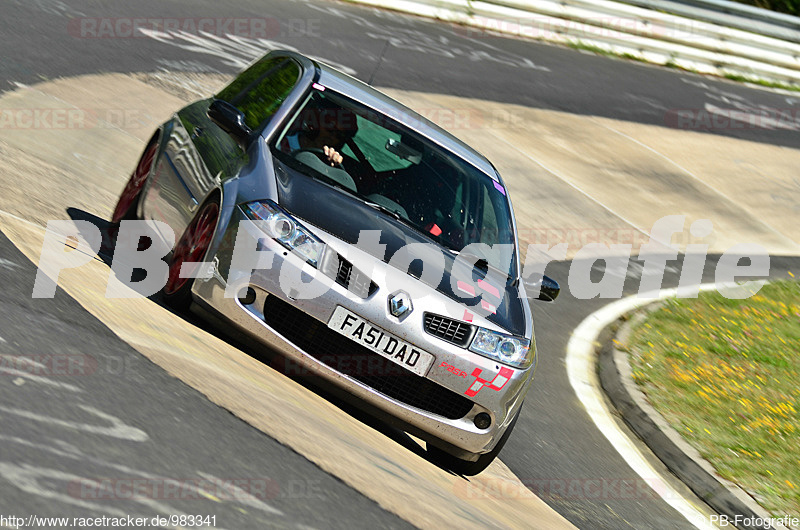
[107,141,158,252]
[427,409,520,476]
[162,199,220,309]
[111,141,158,225]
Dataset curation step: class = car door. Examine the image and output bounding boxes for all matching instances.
[140,99,243,241]
[142,56,301,240]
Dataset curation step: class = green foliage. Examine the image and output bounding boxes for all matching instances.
[629,280,800,517]
[733,0,800,15]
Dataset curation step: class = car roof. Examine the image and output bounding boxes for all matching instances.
[276,52,501,181]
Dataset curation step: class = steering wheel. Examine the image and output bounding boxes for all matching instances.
[291,147,344,169]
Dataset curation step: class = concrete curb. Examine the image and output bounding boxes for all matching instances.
[597,307,776,530]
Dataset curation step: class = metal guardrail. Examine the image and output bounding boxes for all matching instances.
[664,0,800,30]
[582,0,800,42]
[351,0,800,86]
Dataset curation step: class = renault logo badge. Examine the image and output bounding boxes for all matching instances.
[389,291,412,319]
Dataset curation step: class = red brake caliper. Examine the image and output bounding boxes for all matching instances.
[165,203,219,294]
[111,143,158,224]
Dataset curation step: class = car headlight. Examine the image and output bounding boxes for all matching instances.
[242,200,325,267]
[469,328,532,368]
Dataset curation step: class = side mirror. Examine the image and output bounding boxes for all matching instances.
[525,274,560,302]
[208,99,251,145]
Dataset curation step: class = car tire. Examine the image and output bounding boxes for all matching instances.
[427,409,520,476]
[162,198,220,310]
[106,140,158,253]
[111,141,158,224]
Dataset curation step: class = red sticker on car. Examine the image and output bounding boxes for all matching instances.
[465,367,513,397]
[440,361,467,378]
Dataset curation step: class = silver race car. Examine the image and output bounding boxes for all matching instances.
[111,50,558,475]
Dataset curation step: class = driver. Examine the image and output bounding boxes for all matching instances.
[283,100,358,166]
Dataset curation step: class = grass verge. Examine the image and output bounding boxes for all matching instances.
[627,280,800,517]
[566,41,800,92]
[722,72,800,92]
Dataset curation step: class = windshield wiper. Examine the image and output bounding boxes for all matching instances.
[363,200,402,220]
[362,199,446,242]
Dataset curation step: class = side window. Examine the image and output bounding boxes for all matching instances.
[216,57,300,130]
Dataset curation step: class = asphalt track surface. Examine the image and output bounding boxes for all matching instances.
[1,0,798,528]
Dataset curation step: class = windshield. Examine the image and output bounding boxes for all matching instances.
[271,88,517,278]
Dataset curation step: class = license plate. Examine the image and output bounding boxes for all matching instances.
[327,306,435,377]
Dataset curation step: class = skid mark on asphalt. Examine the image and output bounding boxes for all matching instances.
[0,354,84,392]
[7,0,86,18]
[0,404,149,442]
[681,77,800,132]
[0,434,285,525]
[139,27,357,74]
[0,257,21,270]
[0,462,132,517]
[305,1,552,71]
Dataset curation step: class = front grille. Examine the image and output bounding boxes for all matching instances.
[335,256,378,298]
[424,313,475,348]
[261,296,474,420]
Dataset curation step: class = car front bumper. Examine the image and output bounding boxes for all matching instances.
[191,207,534,457]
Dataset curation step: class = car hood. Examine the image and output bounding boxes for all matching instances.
[273,158,527,336]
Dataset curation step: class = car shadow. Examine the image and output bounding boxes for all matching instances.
[66,206,437,470]
[66,207,115,267]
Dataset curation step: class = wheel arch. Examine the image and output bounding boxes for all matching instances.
[133,123,171,220]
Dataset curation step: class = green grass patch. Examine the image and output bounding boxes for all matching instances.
[628,280,800,516]
[566,41,616,57]
[722,73,800,92]
[566,42,647,63]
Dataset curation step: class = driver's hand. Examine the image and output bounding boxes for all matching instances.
[323,146,343,166]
